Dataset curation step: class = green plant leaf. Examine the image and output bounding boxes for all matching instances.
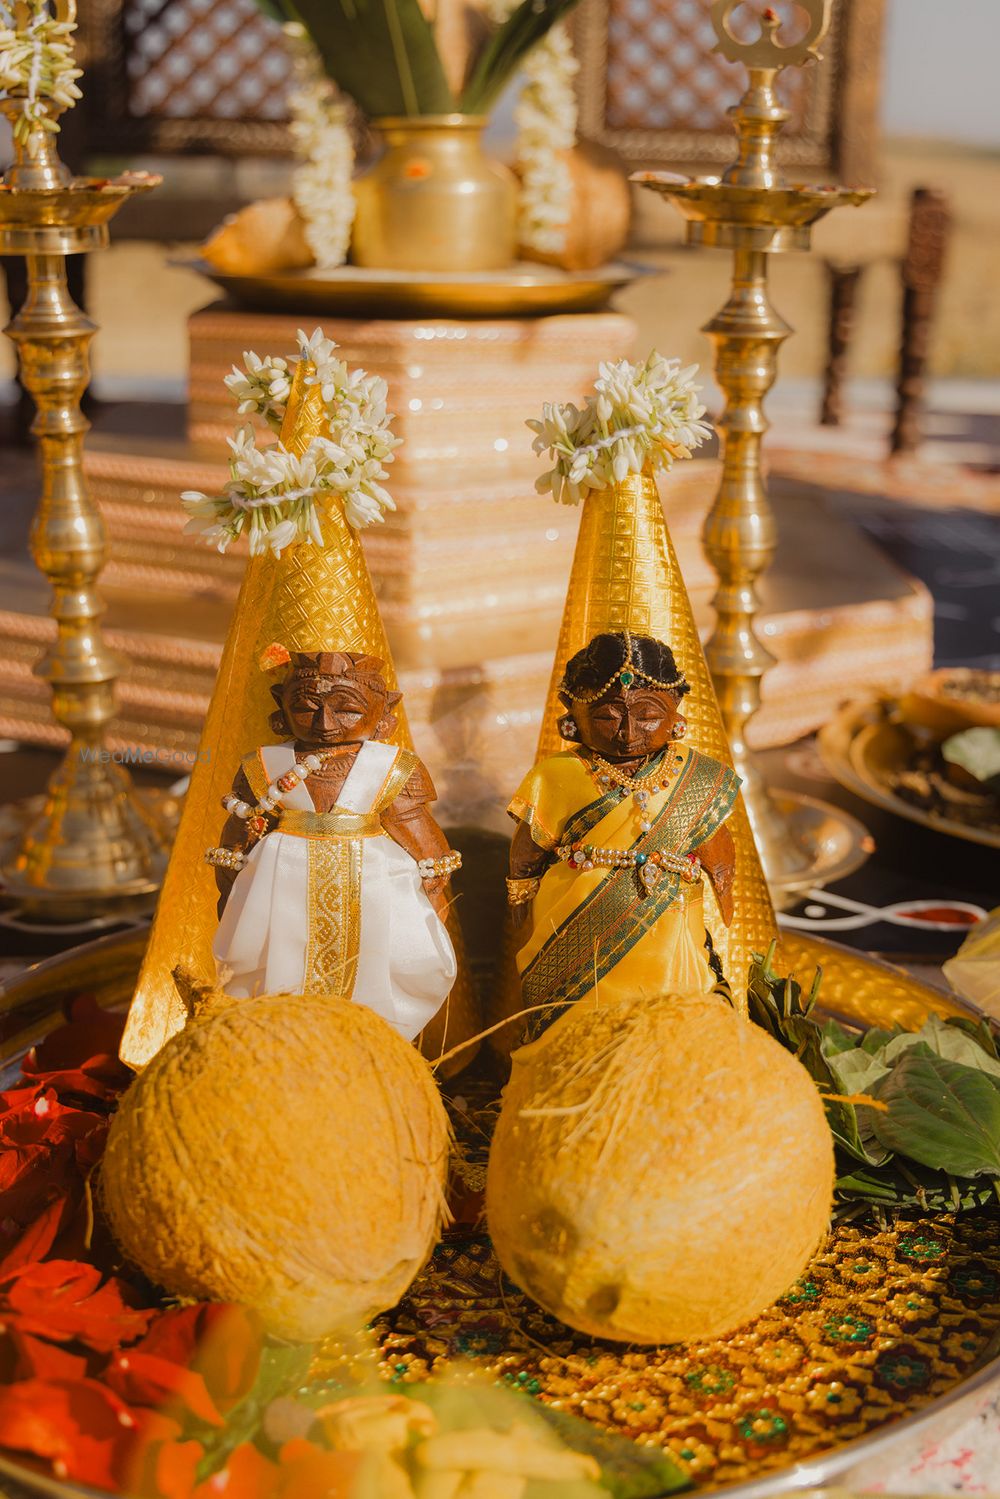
[942,726,1000,786]
[460,0,584,114]
[872,1050,1000,1178]
[834,1158,1000,1214]
[195,1342,315,1482]
[945,1014,1000,1061]
[289,0,455,116]
[820,1018,857,1056]
[872,1014,1000,1079]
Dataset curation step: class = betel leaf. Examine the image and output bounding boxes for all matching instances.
[288,0,455,117]
[820,1018,857,1056]
[460,0,584,113]
[941,726,1000,786]
[824,1043,890,1098]
[872,1050,1000,1178]
[873,1014,1000,1080]
[945,1014,1000,1061]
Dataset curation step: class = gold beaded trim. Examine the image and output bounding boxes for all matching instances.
[562,630,688,704]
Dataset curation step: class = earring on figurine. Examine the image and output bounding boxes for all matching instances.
[558,714,579,741]
[671,716,688,741]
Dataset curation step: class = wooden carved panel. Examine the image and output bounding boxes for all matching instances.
[79,0,293,154]
[574,0,886,184]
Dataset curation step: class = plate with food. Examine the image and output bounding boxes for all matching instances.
[819,670,1000,852]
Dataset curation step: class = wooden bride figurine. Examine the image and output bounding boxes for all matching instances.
[507,631,740,1026]
[205,647,458,1040]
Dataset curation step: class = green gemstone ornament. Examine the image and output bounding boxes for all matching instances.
[620,670,635,687]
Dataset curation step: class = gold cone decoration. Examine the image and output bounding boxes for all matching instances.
[490,466,777,1046]
[121,363,478,1071]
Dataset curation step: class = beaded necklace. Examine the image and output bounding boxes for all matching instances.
[582,747,686,833]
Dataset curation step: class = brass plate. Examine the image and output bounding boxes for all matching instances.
[819,699,1000,853]
[0,931,997,1499]
[176,258,651,317]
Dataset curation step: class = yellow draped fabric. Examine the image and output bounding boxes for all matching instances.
[511,747,732,1014]
[121,363,478,1071]
[490,466,778,1043]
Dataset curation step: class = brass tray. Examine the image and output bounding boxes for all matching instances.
[177,258,650,317]
[0,931,998,1499]
[819,698,1000,853]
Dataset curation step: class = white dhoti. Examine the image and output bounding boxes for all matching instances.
[213,740,456,1040]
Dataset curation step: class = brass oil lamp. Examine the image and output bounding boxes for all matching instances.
[635,0,874,902]
[0,0,168,920]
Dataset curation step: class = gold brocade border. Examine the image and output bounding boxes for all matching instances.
[374,748,420,812]
[304,837,363,996]
[281,810,383,837]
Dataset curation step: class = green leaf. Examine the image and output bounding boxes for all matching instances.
[834,1157,1000,1214]
[825,1044,890,1098]
[820,1018,857,1056]
[535,1403,690,1496]
[872,1050,1000,1178]
[945,1014,1000,1061]
[461,0,584,114]
[874,1014,1000,1079]
[942,726,1000,786]
[289,0,455,116]
[860,1026,899,1055]
[195,1342,315,1482]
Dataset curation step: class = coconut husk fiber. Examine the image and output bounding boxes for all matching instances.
[102,993,451,1343]
[486,990,834,1345]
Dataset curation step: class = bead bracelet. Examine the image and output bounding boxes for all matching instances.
[417,850,462,881]
[205,845,246,872]
[556,842,701,881]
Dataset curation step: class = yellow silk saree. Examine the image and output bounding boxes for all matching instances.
[509,746,740,1029]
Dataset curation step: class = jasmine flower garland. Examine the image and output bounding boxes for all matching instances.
[514,21,578,254]
[181,328,400,557]
[528,352,712,505]
[284,23,355,269]
[488,0,578,256]
[0,0,82,141]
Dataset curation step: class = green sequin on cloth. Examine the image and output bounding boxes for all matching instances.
[358,1214,1000,1491]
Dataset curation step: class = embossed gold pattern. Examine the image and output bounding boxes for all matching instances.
[536,468,777,1003]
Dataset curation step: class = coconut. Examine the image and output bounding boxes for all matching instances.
[201,197,314,277]
[486,991,833,1345]
[102,993,449,1342]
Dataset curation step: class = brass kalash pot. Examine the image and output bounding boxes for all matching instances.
[351,114,517,272]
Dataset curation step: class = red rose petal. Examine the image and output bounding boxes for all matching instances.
[192,1442,279,1499]
[106,1351,224,1429]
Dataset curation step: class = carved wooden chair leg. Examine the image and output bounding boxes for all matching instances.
[889,187,952,457]
[820,261,863,427]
